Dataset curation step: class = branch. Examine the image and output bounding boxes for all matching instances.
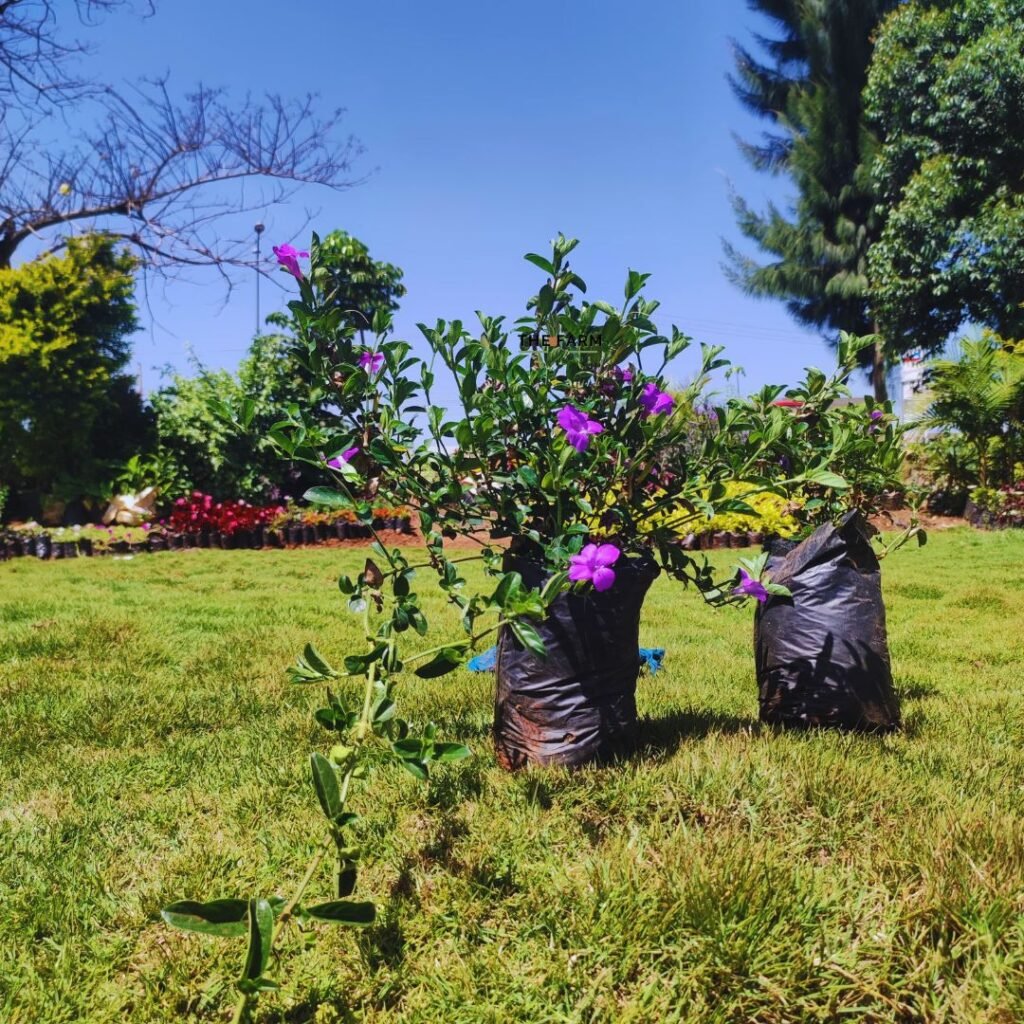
[0,76,367,283]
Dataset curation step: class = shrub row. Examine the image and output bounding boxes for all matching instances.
[0,517,413,562]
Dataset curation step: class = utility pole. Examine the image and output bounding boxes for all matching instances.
[254,222,265,336]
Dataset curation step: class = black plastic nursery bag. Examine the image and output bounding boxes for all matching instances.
[494,553,659,770]
[754,510,900,732]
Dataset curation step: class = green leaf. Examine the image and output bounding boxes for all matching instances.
[371,697,397,724]
[240,898,274,985]
[510,619,547,658]
[516,465,540,488]
[391,738,423,758]
[303,487,351,508]
[238,398,256,430]
[490,571,522,609]
[306,900,376,926]
[524,253,555,275]
[413,646,466,679]
[161,899,249,937]
[336,863,357,898]
[311,752,342,821]
[433,743,472,763]
[803,469,850,490]
[302,643,336,678]
[400,759,429,781]
[344,643,388,675]
[368,438,402,467]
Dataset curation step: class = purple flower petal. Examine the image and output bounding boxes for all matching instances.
[568,562,591,582]
[639,382,675,417]
[326,446,360,470]
[272,242,309,281]
[557,406,585,432]
[359,351,384,373]
[569,543,620,592]
[558,405,603,453]
[733,569,769,603]
[594,543,621,567]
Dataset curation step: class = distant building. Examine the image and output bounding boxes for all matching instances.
[900,349,930,427]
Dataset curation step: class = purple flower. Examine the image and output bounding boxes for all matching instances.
[639,382,674,417]
[733,569,769,604]
[359,351,384,374]
[326,446,360,470]
[272,243,309,280]
[601,366,635,397]
[557,405,604,453]
[568,543,621,592]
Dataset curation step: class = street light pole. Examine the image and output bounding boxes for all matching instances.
[254,222,265,336]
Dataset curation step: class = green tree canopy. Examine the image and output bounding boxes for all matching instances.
[315,230,406,332]
[150,229,406,502]
[0,234,150,518]
[725,0,899,400]
[867,0,1024,350]
[151,333,318,501]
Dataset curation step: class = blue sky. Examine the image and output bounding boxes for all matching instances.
[69,0,842,398]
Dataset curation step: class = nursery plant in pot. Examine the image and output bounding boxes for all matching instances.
[715,336,926,732]
[266,234,808,769]
[161,232,863,1024]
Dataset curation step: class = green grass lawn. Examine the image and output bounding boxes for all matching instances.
[2,529,1024,1023]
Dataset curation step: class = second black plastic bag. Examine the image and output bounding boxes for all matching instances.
[755,510,900,732]
[494,553,658,769]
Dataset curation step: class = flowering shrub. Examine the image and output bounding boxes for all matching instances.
[163,236,899,1017]
[700,334,926,552]
[263,233,841,601]
[166,492,286,536]
[677,482,801,541]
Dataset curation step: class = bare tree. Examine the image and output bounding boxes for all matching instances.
[0,2,363,281]
[0,1,141,109]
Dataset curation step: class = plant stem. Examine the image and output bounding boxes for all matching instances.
[403,622,501,666]
[229,630,382,1024]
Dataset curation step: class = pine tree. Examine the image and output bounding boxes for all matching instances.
[724,0,898,400]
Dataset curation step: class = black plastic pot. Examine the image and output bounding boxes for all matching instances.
[755,512,899,732]
[79,538,93,557]
[33,535,52,559]
[494,550,659,770]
